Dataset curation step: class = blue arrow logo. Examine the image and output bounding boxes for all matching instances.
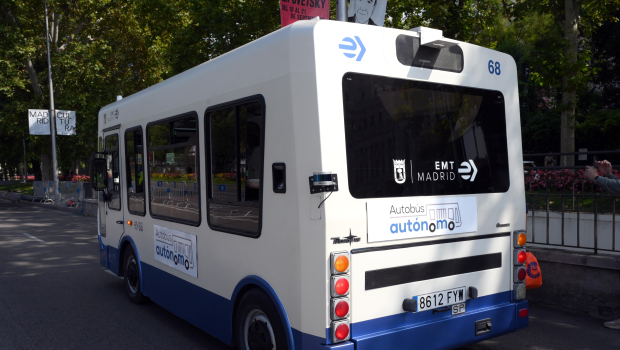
[339,36,366,61]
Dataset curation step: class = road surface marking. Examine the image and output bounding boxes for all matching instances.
[22,233,45,243]
[104,269,123,279]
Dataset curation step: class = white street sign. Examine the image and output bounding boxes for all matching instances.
[56,110,76,136]
[27,109,76,136]
[28,109,51,135]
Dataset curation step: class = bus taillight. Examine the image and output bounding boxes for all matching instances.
[330,251,351,343]
[332,276,350,297]
[331,297,350,319]
[334,322,350,341]
[331,252,350,274]
[514,267,526,282]
[513,230,527,300]
[517,250,527,264]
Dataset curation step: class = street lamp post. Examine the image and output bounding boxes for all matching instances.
[44,0,59,184]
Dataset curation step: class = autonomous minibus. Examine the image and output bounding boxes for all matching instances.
[90,20,529,350]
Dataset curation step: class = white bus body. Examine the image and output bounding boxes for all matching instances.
[95,19,528,350]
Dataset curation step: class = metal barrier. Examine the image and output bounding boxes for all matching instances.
[524,151,620,255]
[33,181,45,201]
[151,186,169,203]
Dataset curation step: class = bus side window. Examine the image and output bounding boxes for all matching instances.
[146,113,200,225]
[207,98,264,236]
[125,128,146,215]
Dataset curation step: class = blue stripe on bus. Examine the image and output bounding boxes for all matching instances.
[100,244,525,350]
[351,290,512,338]
[350,299,528,350]
[141,262,234,344]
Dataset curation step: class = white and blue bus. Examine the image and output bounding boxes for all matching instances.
[91,20,529,350]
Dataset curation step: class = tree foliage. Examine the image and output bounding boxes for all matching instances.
[2,0,620,179]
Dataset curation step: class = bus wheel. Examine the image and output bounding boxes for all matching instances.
[236,289,288,350]
[123,247,145,304]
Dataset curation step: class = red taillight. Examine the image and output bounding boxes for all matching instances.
[335,323,349,340]
[518,251,527,264]
[335,278,349,295]
[519,308,528,318]
[335,300,350,318]
[517,268,526,281]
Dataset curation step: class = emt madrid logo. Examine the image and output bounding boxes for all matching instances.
[393,159,406,184]
[367,197,477,243]
[154,224,198,278]
[393,159,478,184]
[339,36,366,61]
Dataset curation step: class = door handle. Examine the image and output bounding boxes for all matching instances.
[116,220,123,224]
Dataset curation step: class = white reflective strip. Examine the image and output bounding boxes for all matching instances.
[22,233,45,243]
[104,269,123,279]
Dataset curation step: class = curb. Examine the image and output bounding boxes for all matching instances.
[0,193,97,218]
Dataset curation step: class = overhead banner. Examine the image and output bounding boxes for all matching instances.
[347,0,388,26]
[280,0,329,27]
[28,109,51,135]
[56,110,76,136]
[367,197,478,243]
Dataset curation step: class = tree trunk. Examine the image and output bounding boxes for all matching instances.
[41,147,54,181]
[560,0,579,167]
[32,159,42,181]
[24,59,43,97]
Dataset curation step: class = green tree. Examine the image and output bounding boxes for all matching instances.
[0,0,180,180]
[506,0,620,165]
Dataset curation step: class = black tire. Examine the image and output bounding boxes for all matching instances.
[236,288,288,350]
[123,246,145,304]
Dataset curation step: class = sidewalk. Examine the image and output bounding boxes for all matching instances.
[0,191,98,217]
[462,301,620,350]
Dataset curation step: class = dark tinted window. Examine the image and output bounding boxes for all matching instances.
[147,114,200,224]
[207,99,264,236]
[125,129,145,215]
[343,73,509,199]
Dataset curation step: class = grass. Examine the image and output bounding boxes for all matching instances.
[0,182,34,195]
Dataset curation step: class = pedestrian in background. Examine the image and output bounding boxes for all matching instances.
[585,160,620,195]
[584,159,620,329]
[544,154,556,167]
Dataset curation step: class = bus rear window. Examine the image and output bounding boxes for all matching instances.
[342,72,509,199]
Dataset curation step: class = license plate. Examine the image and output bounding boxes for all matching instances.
[452,302,466,316]
[414,286,466,312]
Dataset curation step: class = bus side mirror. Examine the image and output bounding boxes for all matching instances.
[90,158,108,192]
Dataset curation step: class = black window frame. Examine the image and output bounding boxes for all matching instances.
[124,126,146,217]
[146,111,201,226]
[205,95,266,238]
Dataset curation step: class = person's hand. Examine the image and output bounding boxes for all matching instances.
[585,166,599,181]
[596,160,613,177]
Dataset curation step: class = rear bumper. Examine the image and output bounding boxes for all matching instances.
[351,300,528,350]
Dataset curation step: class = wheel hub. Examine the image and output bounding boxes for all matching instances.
[125,258,138,293]
[248,319,274,350]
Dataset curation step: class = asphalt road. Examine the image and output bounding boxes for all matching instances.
[1,200,619,350]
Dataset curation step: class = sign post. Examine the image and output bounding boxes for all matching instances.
[44,0,59,184]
